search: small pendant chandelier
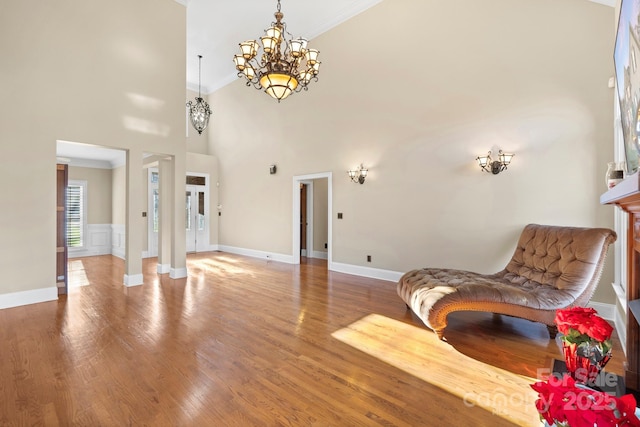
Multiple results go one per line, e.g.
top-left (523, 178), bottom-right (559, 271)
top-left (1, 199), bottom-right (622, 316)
top-left (186, 55), bottom-right (212, 134)
top-left (233, 0), bottom-right (320, 102)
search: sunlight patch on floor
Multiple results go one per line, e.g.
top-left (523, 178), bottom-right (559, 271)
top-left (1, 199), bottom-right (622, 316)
top-left (331, 314), bottom-right (541, 427)
top-left (192, 257), bottom-right (252, 276)
top-left (68, 260), bottom-right (91, 288)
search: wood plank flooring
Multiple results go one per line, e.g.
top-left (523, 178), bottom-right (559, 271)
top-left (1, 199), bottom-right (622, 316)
top-left (0, 253), bottom-right (627, 426)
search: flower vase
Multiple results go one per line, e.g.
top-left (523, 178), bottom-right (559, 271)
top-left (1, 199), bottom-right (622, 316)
top-left (562, 341), bottom-right (611, 384)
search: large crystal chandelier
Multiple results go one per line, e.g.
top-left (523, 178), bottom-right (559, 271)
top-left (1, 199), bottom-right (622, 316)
top-left (233, 0), bottom-right (320, 102)
top-left (186, 55), bottom-right (212, 134)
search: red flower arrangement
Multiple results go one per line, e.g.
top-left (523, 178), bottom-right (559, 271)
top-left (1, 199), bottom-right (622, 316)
top-left (555, 307), bottom-right (613, 383)
top-left (531, 375), bottom-right (640, 427)
top-left (555, 307), bottom-right (614, 345)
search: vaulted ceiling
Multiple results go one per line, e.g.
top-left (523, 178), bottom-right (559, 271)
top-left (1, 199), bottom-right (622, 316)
top-left (183, 0), bottom-right (615, 95)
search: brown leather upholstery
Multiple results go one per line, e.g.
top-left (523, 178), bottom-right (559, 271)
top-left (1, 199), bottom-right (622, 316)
top-left (397, 224), bottom-right (616, 339)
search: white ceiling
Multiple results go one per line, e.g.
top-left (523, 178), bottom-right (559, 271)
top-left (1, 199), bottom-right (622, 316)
top-left (57, 140), bottom-right (126, 169)
top-left (185, 0), bottom-right (383, 94)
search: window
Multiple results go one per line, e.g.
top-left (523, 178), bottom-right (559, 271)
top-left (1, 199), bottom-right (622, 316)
top-left (66, 181), bottom-right (87, 248)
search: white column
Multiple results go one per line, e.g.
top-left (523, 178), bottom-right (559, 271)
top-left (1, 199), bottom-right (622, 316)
top-left (124, 147), bottom-right (144, 287)
top-left (157, 158), bottom-right (173, 274)
top-left (170, 152), bottom-right (187, 279)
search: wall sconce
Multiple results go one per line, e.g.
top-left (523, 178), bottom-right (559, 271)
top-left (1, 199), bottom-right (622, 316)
top-left (475, 150), bottom-right (514, 175)
top-left (348, 164), bottom-right (368, 184)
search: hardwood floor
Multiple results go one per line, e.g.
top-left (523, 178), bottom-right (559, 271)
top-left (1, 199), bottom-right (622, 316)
top-left (0, 253), bottom-right (626, 426)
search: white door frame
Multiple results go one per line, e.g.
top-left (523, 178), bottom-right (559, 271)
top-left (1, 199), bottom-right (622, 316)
top-left (292, 172), bottom-right (332, 268)
top-left (147, 168), bottom-right (159, 258)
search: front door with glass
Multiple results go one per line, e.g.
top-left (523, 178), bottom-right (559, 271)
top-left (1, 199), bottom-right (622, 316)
top-left (185, 184), bottom-right (208, 253)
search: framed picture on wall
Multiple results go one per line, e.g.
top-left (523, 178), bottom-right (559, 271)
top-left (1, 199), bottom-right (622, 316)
top-left (614, 0), bottom-right (640, 174)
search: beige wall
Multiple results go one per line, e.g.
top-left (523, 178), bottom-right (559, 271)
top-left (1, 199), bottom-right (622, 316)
top-left (0, 0), bottom-right (186, 296)
top-left (112, 166), bottom-right (127, 226)
top-left (68, 166), bottom-right (113, 225)
top-left (210, 0), bottom-right (616, 303)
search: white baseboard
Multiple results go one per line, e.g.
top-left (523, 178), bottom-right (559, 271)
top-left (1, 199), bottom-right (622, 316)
top-left (215, 247), bottom-right (399, 281)
top-left (123, 274), bottom-right (143, 287)
top-left (157, 263), bottom-right (171, 274)
top-left (218, 245), bottom-right (294, 264)
top-left (170, 268), bottom-right (188, 279)
top-left (328, 262), bottom-right (403, 282)
top-left (69, 248), bottom-right (112, 258)
top-left (311, 250), bottom-right (328, 260)
top-left (586, 301), bottom-right (615, 321)
top-left (0, 287), bottom-right (58, 309)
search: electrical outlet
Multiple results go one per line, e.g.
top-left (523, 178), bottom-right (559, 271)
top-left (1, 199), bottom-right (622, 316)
top-left (324, 243), bottom-right (327, 249)
top-left (338, 213), bottom-right (343, 219)
top-left (367, 255), bottom-right (371, 262)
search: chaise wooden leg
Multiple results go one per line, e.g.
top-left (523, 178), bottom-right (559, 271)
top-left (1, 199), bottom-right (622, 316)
top-left (547, 324), bottom-right (558, 339)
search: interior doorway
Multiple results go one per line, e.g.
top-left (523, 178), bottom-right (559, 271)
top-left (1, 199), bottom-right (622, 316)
top-left (292, 173), bottom-right (332, 268)
top-left (185, 183), bottom-right (208, 253)
top-left (56, 139), bottom-right (128, 271)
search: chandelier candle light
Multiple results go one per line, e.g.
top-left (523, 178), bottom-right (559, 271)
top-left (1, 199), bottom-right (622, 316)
top-left (233, 0), bottom-right (320, 102)
top-left (186, 55), bottom-right (212, 134)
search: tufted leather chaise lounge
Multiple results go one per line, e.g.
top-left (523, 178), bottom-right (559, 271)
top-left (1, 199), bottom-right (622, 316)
top-left (397, 224), bottom-right (616, 340)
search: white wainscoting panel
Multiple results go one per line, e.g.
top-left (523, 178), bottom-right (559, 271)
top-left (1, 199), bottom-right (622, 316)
top-left (112, 224), bottom-right (126, 260)
top-left (68, 224), bottom-right (112, 258)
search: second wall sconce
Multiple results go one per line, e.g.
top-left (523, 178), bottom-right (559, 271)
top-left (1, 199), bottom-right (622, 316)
top-left (348, 164), bottom-right (368, 184)
top-left (475, 150), bottom-right (514, 175)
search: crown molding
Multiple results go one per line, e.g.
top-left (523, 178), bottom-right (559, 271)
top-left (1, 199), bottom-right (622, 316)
top-left (305, 0), bottom-right (384, 40)
top-left (588, 0), bottom-right (615, 6)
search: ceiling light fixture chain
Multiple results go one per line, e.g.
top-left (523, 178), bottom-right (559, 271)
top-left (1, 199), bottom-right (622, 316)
top-left (233, 0), bottom-right (321, 102)
top-left (186, 54), bottom-right (212, 135)
top-left (197, 54), bottom-right (203, 98)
